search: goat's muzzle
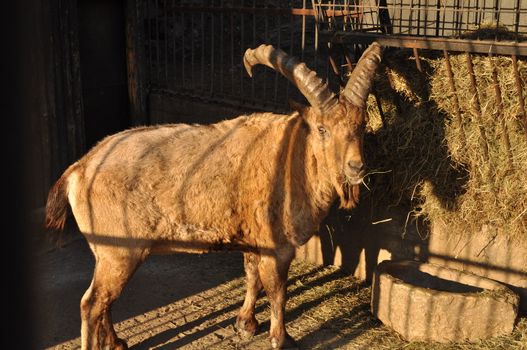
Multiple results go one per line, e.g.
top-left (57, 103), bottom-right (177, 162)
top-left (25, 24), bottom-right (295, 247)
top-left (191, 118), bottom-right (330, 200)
top-left (345, 161), bottom-right (365, 185)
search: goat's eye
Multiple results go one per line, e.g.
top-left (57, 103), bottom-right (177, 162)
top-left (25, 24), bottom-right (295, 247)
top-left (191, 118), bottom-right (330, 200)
top-left (318, 125), bottom-right (328, 136)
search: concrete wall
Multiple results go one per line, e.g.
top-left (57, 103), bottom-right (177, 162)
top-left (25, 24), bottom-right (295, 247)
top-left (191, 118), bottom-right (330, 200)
top-left (426, 222), bottom-right (527, 313)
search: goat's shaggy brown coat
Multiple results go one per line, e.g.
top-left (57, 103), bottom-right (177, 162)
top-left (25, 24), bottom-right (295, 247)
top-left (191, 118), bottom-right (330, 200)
top-left (45, 43), bottom-right (381, 350)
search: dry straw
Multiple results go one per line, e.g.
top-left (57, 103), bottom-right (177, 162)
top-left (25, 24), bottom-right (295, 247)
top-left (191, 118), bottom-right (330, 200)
top-left (363, 30), bottom-right (527, 240)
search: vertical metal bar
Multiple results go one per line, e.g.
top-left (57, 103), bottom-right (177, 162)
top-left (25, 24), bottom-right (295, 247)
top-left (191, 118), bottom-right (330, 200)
top-left (341, 43), bottom-right (354, 74)
top-left (328, 45), bottom-right (342, 84)
top-left (210, 2), bottom-right (214, 95)
top-left (474, 0), bottom-right (480, 27)
top-left (191, 3), bottom-right (194, 90)
top-left (417, 0), bottom-right (421, 36)
top-left (285, 12), bottom-right (294, 101)
top-left (274, 11), bottom-right (281, 103)
top-left (314, 6), bottom-right (319, 78)
top-left (466, 53), bottom-right (490, 163)
top-left (201, 0), bottom-right (205, 91)
top-left (493, 0), bottom-right (500, 25)
top-left (251, 0), bottom-right (256, 101)
top-left (466, 0), bottom-right (472, 33)
top-left (171, 0), bottom-right (176, 90)
top-left (220, 0), bottom-right (224, 94)
top-left (367, 0), bottom-right (375, 32)
top-left (440, 0), bottom-right (446, 36)
top-left (443, 50), bottom-right (465, 145)
top-left (413, 47), bottom-right (422, 72)
top-left (147, 0), bottom-right (153, 82)
top-left (515, 0), bottom-right (521, 40)
top-left (164, 0), bottom-right (169, 85)
top-left (409, 0), bottom-right (415, 35)
top-left (424, 0), bottom-right (429, 36)
top-left (457, 0), bottom-right (464, 36)
top-left (488, 53), bottom-right (513, 168)
top-left (230, 7), bottom-right (234, 96)
top-left (240, 0), bottom-right (245, 99)
top-left (511, 55), bottom-right (527, 137)
top-left (301, 0), bottom-right (306, 61)
top-left (399, 0), bottom-right (403, 34)
top-left (373, 87), bottom-right (386, 127)
top-left (263, 0), bottom-right (269, 103)
top-left (181, 1), bottom-right (185, 89)
top-left (156, 0), bottom-right (161, 84)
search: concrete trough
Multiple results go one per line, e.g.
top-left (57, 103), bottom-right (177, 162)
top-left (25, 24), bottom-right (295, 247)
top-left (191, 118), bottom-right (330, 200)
top-left (371, 260), bottom-right (519, 343)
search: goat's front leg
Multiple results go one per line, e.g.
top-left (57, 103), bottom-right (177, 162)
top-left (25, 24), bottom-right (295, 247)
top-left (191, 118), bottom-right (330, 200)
top-left (258, 247), bottom-right (297, 349)
top-left (236, 252), bottom-right (262, 338)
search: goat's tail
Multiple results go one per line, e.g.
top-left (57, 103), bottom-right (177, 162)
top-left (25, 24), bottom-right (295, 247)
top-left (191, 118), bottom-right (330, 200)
top-left (45, 171), bottom-right (71, 232)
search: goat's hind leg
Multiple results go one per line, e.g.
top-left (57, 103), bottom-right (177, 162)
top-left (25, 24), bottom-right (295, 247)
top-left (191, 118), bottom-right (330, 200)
top-left (81, 248), bottom-right (145, 350)
top-left (236, 252), bottom-right (262, 338)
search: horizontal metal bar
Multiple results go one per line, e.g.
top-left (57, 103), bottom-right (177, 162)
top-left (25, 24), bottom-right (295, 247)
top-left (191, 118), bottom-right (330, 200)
top-left (152, 88), bottom-right (289, 115)
top-left (314, 4), bottom-right (527, 15)
top-left (166, 6), bottom-right (360, 17)
top-left (327, 32), bottom-right (527, 56)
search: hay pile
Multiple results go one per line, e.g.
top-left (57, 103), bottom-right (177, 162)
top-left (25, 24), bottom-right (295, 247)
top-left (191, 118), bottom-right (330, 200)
top-left (363, 45), bottom-right (527, 240)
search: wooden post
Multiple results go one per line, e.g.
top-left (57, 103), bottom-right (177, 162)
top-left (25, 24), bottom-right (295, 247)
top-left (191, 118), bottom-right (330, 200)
top-left (50, 0), bottom-right (85, 166)
top-left (126, 0), bottom-right (148, 126)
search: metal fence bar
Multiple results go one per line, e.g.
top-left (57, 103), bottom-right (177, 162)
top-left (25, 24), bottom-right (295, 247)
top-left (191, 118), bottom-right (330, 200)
top-left (515, 0), bottom-right (521, 39)
top-left (442, 50), bottom-right (465, 147)
top-left (240, 0), bottom-right (245, 99)
top-left (164, 0), bottom-right (169, 84)
top-left (274, 11), bottom-right (282, 103)
top-left (329, 32), bottom-right (527, 56)
top-left (155, 0), bottom-right (161, 83)
top-left (488, 52), bottom-right (513, 168)
top-left (263, 1), bottom-right (269, 103)
top-left (143, 0), bottom-right (527, 118)
top-left (171, 0), bottom-right (176, 89)
top-left (466, 52), bottom-right (490, 164)
top-left (201, 1), bottom-right (205, 90)
top-left (251, 0), bottom-right (256, 101)
top-left (220, 0), bottom-right (224, 94)
top-left (511, 55), bottom-right (527, 137)
top-left (182, 1), bottom-right (186, 88)
top-left (230, 8), bottom-right (234, 95)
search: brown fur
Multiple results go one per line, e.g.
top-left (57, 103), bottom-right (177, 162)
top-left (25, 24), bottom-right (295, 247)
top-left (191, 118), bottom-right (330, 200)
top-left (45, 165), bottom-right (76, 231)
top-left (45, 99), bottom-right (367, 350)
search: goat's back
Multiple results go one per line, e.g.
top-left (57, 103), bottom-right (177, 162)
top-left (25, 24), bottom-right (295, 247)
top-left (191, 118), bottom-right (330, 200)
top-left (63, 113), bottom-right (300, 251)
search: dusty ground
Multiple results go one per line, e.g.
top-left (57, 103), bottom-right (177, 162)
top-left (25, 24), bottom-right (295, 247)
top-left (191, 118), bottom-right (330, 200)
top-left (35, 233), bottom-right (526, 350)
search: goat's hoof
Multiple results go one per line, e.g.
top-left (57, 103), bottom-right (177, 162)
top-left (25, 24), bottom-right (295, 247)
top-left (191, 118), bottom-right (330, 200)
top-left (114, 338), bottom-right (128, 350)
top-left (270, 334), bottom-right (299, 349)
top-left (235, 317), bottom-right (259, 339)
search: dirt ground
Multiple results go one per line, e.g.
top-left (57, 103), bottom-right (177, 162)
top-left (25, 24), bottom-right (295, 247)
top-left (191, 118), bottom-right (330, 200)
top-left (35, 233), bottom-right (526, 350)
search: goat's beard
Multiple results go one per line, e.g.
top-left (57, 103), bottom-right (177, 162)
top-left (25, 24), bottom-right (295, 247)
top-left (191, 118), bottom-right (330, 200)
top-left (338, 181), bottom-right (360, 209)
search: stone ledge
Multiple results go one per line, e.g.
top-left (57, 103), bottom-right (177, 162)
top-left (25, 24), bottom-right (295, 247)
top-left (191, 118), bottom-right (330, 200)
top-left (371, 260), bottom-right (519, 343)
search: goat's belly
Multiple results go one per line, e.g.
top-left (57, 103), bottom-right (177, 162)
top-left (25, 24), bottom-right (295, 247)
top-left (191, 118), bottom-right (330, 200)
top-left (150, 224), bottom-right (246, 255)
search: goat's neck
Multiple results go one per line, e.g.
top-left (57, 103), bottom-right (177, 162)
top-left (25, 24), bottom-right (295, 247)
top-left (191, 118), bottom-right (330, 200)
top-left (290, 119), bottom-right (337, 218)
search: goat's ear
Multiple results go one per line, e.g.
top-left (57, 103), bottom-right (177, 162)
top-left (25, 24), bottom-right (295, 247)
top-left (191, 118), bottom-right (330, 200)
top-left (288, 99), bottom-right (308, 114)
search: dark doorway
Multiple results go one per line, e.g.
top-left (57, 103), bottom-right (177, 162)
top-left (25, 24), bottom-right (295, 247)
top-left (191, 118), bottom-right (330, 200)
top-left (78, 0), bottom-right (130, 149)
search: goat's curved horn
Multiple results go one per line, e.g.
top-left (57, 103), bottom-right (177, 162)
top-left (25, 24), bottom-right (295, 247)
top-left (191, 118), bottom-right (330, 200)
top-left (341, 42), bottom-right (382, 108)
top-left (244, 44), bottom-right (338, 113)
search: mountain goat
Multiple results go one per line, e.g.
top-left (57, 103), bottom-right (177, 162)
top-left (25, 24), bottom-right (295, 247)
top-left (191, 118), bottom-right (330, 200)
top-left (45, 42), bottom-right (382, 349)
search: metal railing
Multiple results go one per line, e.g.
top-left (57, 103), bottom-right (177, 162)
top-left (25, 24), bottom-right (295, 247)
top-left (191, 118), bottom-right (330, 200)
top-left (142, 0), bottom-right (347, 112)
top-left (140, 0), bottom-right (526, 118)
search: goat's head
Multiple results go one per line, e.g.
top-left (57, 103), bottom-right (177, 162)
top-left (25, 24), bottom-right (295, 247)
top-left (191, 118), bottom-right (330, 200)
top-left (244, 42), bottom-right (382, 209)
